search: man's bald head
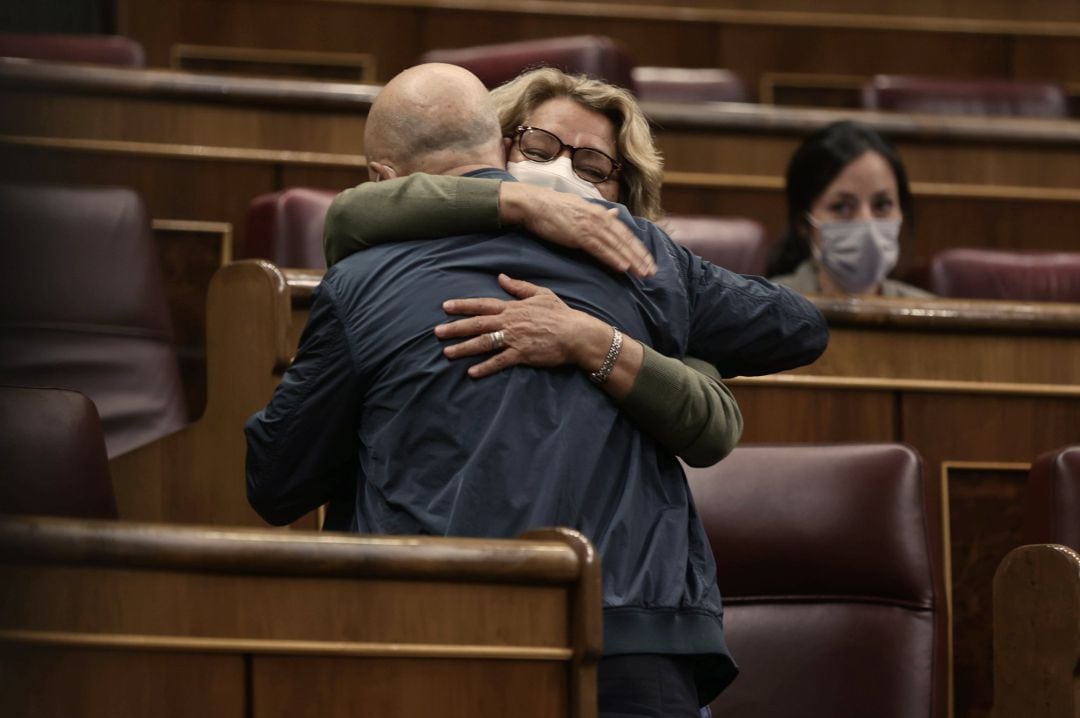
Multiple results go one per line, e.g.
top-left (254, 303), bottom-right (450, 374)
top-left (364, 63), bottom-right (504, 178)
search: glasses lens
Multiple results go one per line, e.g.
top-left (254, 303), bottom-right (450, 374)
top-left (572, 149), bottom-right (614, 183)
top-left (519, 128), bottom-right (559, 162)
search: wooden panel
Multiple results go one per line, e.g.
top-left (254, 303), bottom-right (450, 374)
top-left (943, 465), bottom-right (1029, 718)
top-left (254, 656), bottom-right (567, 718)
top-left (731, 384), bottom-right (897, 443)
top-left (0, 645), bottom-right (244, 718)
top-left (1, 566), bottom-right (568, 647)
top-left (153, 220), bottom-right (232, 421)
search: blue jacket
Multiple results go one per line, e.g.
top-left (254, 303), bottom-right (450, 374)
top-left (246, 168), bottom-right (828, 704)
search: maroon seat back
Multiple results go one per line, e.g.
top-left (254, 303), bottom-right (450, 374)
top-left (929, 248), bottom-right (1080, 302)
top-left (862, 75), bottom-right (1068, 118)
top-left (633, 67), bottom-right (750, 103)
top-left (0, 385), bottom-right (117, 519)
top-left (0, 32), bottom-right (145, 67)
top-left (685, 444), bottom-right (947, 718)
top-left (241, 187), bottom-right (337, 268)
top-left (1025, 446), bottom-right (1080, 552)
top-left (0, 184), bottom-right (187, 458)
top-left (661, 215), bottom-right (770, 275)
top-left (420, 35), bottom-right (635, 91)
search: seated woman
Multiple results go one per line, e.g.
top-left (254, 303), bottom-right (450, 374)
top-left (767, 120), bottom-right (934, 298)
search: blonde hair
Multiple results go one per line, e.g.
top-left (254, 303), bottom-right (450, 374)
top-left (489, 67), bottom-right (664, 221)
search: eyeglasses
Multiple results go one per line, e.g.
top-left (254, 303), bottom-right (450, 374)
top-left (513, 126), bottom-right (621, 184)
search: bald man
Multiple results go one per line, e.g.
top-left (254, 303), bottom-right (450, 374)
top-left (246, 64), bottom-right (825, 717)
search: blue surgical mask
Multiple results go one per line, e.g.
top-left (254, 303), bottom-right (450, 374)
top-left (809, 217), bottom-right (902, 294)
top-left (507, 156), bottom-right (603, 200)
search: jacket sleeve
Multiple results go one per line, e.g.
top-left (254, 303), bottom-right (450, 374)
top-left (617, 346), bottom-right (743, 467)
top-left (665, 229), bottom-right (830, 377)
top-left (323, 174), bottom-right (502, 267)
top-left (244, 279), bottom-right (362, 525)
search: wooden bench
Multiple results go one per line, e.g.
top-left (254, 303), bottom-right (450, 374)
top-left (108, 261), bottom-right (319, 527)
top-left (0, 515), bottom-right (601, 718)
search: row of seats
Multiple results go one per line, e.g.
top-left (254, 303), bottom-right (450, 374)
top-left (243, 186), bottom-right (1080, 302)
top-left (1, 31), bottom-right (1071, 119)
top-left (3, 381), bottom-right (1078, 716)
top-left (422, 34), bottom-right (1073, 118)
top-left (3, 180), bottom-right (1079, 468)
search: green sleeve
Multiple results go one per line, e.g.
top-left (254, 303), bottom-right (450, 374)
top-left (323, 174), bottom-right (503, 267)
top-left (617, 346), bottom-right (744, 467)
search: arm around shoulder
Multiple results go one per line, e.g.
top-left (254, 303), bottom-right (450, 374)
top-left (323, 174), bottom-right (502, 266)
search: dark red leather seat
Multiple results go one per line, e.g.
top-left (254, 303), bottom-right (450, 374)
top-left (929, 248), bottom-right (1080, 302)
top-left (661, 215), bottom-right (770, 275)
top-left (241, 187), bottom-right (337, 268)
top-left (420, 35), bottom-right (635, 91)
top-left (633, 67), bottom-right (750, 103)
top-left (0, 385), bottom-right (117, 519)
top-left (862, 75), bottom-right (1068, 119)
top-left (0, 32), bottom-right (145, 67)
top-left (0, 184), bottom-right (187, 458)
top-left (1025, 446), bottom-right (1080, 552)
top-left (685, 443), bottom-right (948, 718)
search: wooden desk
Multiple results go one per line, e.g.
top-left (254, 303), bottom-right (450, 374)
top-left (728, 296), bottom-right (1080, 718)
top-left (113, 0), bottom-right (1080, 96)
top-left (0, 516), bottom-right (601, 718)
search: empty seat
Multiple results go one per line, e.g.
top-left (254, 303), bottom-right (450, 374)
top-left (685, 444), bottom-right (947, 718)
top-left (0, 32), bottom-right (145, 67)
top-left (660, 215), bottom-right (770, 275)
top-left (1025, 446), bottom-right (1080, 552)
top-left (420, 35), bottom-right (635, 91)
top-left (862, 75), bottom-right (1068, 119)
top-left (929, 248), bottom-right (1080, 302)
top-left (0, 385), bottom-right (117, 519)
top-left (0, 184), bottom-right (187, 458)
top-left (633, 67), bottom-right (750, 104)
top-left (242, 187), bottom-right (336, 268)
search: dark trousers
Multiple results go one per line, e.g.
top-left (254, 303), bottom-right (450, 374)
top-left (597, 654), bottom-right (710, 718)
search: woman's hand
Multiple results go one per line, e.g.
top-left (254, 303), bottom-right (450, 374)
top-left (434, 273), bottom-right (614, 378)
top-left (499, 182), bottom-right (656, 279)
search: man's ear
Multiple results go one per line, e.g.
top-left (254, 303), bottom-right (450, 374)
top-left (367, 161), bottom-right (398, 182)
top-left (502, 137), bottom-right (513, 164)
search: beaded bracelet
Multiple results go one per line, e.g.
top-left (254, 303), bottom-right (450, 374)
top-left (588, 327), bottom-right (623, 385)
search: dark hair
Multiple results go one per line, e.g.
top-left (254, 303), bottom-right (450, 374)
top-left (767, 120), bottom-right (914, 277)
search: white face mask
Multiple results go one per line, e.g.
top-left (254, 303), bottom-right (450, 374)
top-left (809, 217), bottom-right (902, 294)
top-left (507, 156), bottom-right (603, 201)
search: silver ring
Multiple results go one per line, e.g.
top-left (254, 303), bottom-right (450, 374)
top-left (487, 330), bottom-right (505, 352)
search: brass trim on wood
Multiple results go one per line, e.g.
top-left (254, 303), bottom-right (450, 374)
top-left (0, 133), bottom-right (368, 168)
top-left (729, 374), bottom-right (1080, 398)
top-left (0, 629), bottom-right (574, 660)
top-left (663, 171), bottom-right (1080, 204)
